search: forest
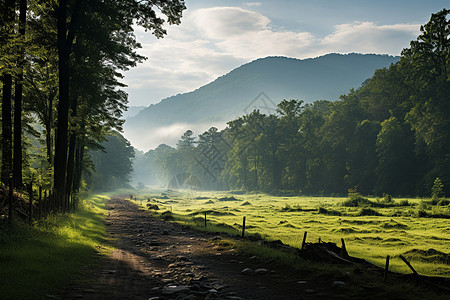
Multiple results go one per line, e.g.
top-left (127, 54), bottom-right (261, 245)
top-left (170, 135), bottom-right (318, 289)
top-left (0, 0), bottom-right (185, 213)
top-left (135, 9), bottom-right (450, 198)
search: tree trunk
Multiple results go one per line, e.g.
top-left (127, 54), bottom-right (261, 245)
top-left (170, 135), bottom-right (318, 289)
top-left (1, 0), bottom-right (16, 185)
top-left (65, 97), bottom-right (78, 209)
top-left (45, 93), bottom-right (54, 164)
top-left (54, 0), bottom-right (70, 211)
top-left (1, 74), bottom-right (13, 185)
top-left (66, 134), bottom-right (76, 207)
top-left (13, 0), bottom-right (27, 188)
top-left (72, 139), bottom-right (84, 193)
top-left (72, 119), bottom-right (85, 196)
top-left (54, 0), bottom-right (82, 211)
top-left (13, 77), bottom-right (23, 188)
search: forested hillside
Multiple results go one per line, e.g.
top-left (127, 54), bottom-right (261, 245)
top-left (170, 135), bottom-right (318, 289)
top-left (125, 53), bottom-right (399, 149)
top-left (134, 9), bottom-right (449, 197)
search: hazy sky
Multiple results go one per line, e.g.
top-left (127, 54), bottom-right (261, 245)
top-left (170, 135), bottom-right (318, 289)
top-left (122, 0), bottom-right (448, 107)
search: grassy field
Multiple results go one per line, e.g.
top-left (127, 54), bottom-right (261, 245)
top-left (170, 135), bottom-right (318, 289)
top-left (0, 194), bottom-right (111, 299)
top-left (131, 189), bottom-right (449, 278)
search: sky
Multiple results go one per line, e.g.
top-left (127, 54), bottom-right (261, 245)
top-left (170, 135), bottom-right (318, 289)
top-left (122, 0), bottom-right (448, 108)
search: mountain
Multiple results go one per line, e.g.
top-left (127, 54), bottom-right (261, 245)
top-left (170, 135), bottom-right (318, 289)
top-left (124, 53), bottom-right (399, 150)
top-left (122, 105), bottom-right (145, 119)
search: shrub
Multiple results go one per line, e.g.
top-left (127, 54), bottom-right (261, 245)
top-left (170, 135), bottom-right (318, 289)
top-left (418, 201), bottom-right (429, 210)
top-left (317, 206), bottom-right (327, 214)
top-left (438, 199), bottom-right (449, 206)
top-left (357, 208), bottom-right (382, 216)
top-left (161, 210), bottom-right (174, 221)
top-left (281, 203), bottom-right (302, 212)
top-left (341, 194), bottom-right (374, 207)
top-left (147, 203), bottom-right (159, 210)
top-left (430, 206), bottom-right (450, 218)
top-left (398, 199), bottom-right (409, 206)
top-left (382, 194), bottom-right (394, 204)
top-left (417, 210), bottom-right (428, 218)
top-left (429, 198), bottom-right (450, 206)
top-left (429, 197), bottom-right (440, 205)
top-left (281, 204), bottom-right (291, 211)
top-left (431, 177), bottom-right (444, 200)
top-left (218, 196), bottom-right (239, 201)
top-left (193, 216), bottom-right (205, 223)
top-left (317, 206), bottom-right (341, 216)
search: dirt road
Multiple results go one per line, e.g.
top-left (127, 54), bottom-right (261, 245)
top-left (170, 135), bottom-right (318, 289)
top-left (58, 196), bottom-right (392, 299)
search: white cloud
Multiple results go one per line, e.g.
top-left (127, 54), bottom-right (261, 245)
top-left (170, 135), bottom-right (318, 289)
top-left (191, 7), bottom-right (271, 38)
top-left (245, 2), bottom-right (262, 7)
top-left (321, 22), bottom-right (420, 54)
top-left (123, 6), bottom-right (420, 108)
top-left (188, 7), bottom-right (317, 58)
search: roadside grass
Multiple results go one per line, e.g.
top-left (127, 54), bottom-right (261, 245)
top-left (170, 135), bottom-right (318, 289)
top-left (0, 194), bottom-right (111, 299)
top-left (130, 188), bottom-right (450, 278)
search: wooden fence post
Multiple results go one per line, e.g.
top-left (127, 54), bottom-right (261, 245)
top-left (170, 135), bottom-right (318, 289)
top-left (399, 255), bottom-right (419, 276)
top-left (242, 216), bottom-right (246, 238)
top-left (384, 255), bottom-right (390, 281)
top-left (44, 190), bottom-right (47, 216)
top-left (28, 182), bottom-right (33, 226)
top-left (341, 238), bottom-right (349, 257)
top-left (52, 191), bottom-right (55, 213)
top-left (204, 212), bottom-right (207, 227)
top-left (301, 231), bottom-right (307, 250)
top-left (8, 178), bottom-right (13, 224)
top-left (38, 186), bottom-right (42, 219)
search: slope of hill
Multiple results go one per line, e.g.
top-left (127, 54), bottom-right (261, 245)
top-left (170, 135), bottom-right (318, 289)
top-left (122, 105), bottom-right (145, 119)
top-left (125, 53), bottom-right (399, 150)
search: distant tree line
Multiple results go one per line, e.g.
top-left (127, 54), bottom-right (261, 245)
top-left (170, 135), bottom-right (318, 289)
top-left (136, 9), bottom-right (449, 197)
top-left (1, 1), bottom-right (186, 212)
top-left (87, 131), bottom-right (135, 192)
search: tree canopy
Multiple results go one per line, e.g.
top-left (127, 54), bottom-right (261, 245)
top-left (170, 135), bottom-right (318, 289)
top-left (0, 0), bottom-right (186, 212)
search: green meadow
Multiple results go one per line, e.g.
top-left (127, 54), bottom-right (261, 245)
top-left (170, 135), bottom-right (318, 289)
top-left (0, 194), bottom-right (111, 299)
top-left (132, 189), bottom-right (450, 278)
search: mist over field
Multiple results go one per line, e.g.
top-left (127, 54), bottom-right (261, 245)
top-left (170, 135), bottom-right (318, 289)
top-left (126, 122), bottom-right (226, 151)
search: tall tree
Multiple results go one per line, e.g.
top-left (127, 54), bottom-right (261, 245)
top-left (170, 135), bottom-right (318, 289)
top-left (376, 117), bottom-right (416, 195)
top-left (319, 95), bottom-right (365, 194)
top-left (53, 0), bottom-right (186, 208)
top-left (54, 0), bottom-right (78, 210)
top-left (87, 132), bottom-right (135, 191)
top-left (12, 0), bottom-right (27, 188)
top-left (25, 0), bottom-right (59, 166)
top-left (402, 9), bottom-right (450, 192)
top-left (1, 0), bottom-right (16, 185)
top-left (276, 99), bottom-right (304, 192)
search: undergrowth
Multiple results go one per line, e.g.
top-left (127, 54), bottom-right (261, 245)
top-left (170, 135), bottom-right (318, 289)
top-left (0, 194), bottom-right (111, 299)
